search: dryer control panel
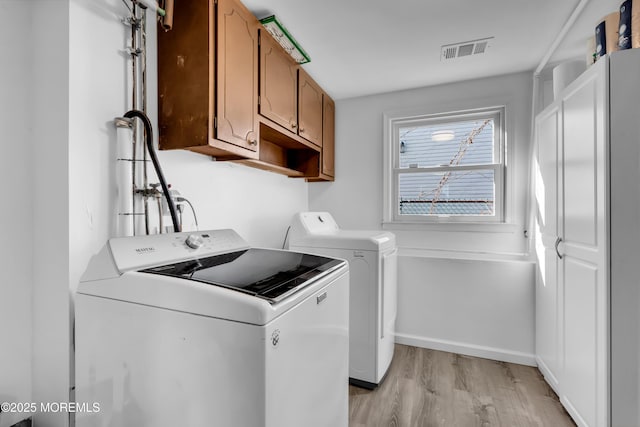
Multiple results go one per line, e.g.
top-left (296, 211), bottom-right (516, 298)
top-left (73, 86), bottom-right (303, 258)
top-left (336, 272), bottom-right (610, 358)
top-left (295, 212), bottom-right (339, 234)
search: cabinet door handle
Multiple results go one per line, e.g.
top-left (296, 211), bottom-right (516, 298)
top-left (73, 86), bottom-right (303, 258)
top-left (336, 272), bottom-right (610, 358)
top-left (248, 139), bottom-right (257, 146)
top-left (555, 237), bottom-right (563, 259)
top-left (299, 128), bottom-right (304, 133)
top-left (290, 122), bottom-right (297, 129)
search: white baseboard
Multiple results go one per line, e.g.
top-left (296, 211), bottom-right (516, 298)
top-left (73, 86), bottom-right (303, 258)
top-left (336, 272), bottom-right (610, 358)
top-left (535, 356), bottom-right (560, 394)
top-left (561, 396), bottom-right (588, 427)
top-left (395, 332), bottom-right (537, 366)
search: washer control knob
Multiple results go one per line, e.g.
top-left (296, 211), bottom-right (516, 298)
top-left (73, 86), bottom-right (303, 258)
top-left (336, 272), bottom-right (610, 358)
top-left (185, 234), bottom-right (204, 249)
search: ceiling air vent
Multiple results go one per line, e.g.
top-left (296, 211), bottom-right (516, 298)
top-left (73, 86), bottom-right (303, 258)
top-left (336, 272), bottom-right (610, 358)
top-left (443, 46), bottom-right (457, 60)
top-left (441, 37), bottom-right (494, 61)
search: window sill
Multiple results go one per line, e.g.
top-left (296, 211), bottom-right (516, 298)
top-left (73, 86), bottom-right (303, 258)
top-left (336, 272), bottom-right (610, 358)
top-left (382, 221), bottom-right (521, 234)
top-left (396, 247), bottom-right (533, 263)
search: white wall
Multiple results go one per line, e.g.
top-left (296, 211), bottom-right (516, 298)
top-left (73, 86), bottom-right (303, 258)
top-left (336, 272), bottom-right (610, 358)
top-left (309, 72), bottom-right (536, 363)
top-left (158, 152), bottom-right (308, 248)
top-left (31, 1), bottom-right (72, 426)
top-left (0, 2), bottom-right (33, 426)
top-left (398, 256), bottom-right (535, 365)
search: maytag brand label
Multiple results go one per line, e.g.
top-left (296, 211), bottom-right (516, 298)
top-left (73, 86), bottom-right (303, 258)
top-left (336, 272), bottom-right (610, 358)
top-left (135, 247), bottom-right (156, 254)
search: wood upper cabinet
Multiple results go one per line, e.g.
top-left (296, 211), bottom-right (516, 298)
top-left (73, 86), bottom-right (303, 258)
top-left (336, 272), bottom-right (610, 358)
top-left (257, 29), bottom-right (335, 179)
top-left (158, 0), bottom-right (259, 158)
top-left (321, 95), bottom-right (335, 178)
top-left (259, 29), bottom-right (298, 132)
top-left (305, 93), bottom-right (335, 182)
top-left (258, 30), bottom-right (324, 148)
top-left (298, 68), bottom-right (323, 147)
top-left (158, 0), bottom-right (335, 179)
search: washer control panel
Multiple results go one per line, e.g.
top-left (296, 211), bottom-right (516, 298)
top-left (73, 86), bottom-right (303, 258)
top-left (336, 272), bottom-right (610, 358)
top-left (109, 229), bottom-right (250, 272)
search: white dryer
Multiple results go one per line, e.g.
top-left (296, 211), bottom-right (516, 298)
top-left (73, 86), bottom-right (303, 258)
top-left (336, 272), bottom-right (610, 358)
top-left (75, 229), bottom-right (349, 427)
top-left (288, 212), bottom-right (397, 389)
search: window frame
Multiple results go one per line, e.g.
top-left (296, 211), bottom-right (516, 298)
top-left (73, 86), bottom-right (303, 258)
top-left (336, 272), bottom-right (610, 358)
top-left (384, 106), bottom-right (506, 225)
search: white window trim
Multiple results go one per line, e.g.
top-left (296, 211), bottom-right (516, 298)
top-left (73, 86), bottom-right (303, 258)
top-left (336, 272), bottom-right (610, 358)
top-left (383, 105), bottom-right (510, 228)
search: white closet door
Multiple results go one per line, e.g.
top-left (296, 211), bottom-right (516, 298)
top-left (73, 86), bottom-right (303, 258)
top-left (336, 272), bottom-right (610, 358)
top-left (559, 58), bottom-right (608, 427)
top-left (535, 104), bottom-right (562, 390)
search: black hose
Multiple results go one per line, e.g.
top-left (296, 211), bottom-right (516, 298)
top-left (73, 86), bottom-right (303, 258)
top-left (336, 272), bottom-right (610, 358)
top-left (124, 109), bottom-right (181, 233)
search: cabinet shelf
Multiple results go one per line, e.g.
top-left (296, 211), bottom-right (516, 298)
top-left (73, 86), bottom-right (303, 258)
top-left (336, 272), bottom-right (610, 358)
top-left (233, 160), bottom-right (306, 177)
top-left (235, 125), bottom-right (320, 177)
top-left (258, 119), bottom-right (320, 152)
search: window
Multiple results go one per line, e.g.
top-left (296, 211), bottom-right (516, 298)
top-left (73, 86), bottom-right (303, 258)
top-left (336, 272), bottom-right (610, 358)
top-left (384, 107), bottom-right (505, 223)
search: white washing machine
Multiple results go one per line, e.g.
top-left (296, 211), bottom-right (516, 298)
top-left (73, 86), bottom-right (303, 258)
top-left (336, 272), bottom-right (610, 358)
top-left (288, 212), bottom-right (397, 389)
top-left (75, 229), bottom-right (349, 427)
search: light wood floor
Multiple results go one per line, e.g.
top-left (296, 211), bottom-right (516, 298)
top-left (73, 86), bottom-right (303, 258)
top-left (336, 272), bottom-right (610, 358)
top-left (349, 345), bottom-right (575, 427)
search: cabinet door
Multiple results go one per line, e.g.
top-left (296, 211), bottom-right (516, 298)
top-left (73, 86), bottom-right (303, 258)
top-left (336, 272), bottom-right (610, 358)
top-left (298, 69), bottom-right (323, 146)
top-left (534, 104), bottom-right (562, 391)
top-left (157, 0), bottom-right (210, 150)
top-left (259, 30), bottom-right (298, 133)
top-left (560, 58), bottom-right (608, 427)
top-left (321, 95), bottom-right (335, 178)
top-left (216, 0), bottom-right (259, 151)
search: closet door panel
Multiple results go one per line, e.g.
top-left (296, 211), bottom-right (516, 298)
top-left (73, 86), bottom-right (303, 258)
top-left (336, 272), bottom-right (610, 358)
top-left (562, 79), bottom-right (598, 249)
top-left (559, 57), bottom-right (608, 427)
top-left (562, 258), bottom-right (598, 427)
top-left (536, 106), bottom-right (560, 238)
top-left (536, 248), bottom-right (561, 385)
top-left (534, 105), bottom-right (562, 387)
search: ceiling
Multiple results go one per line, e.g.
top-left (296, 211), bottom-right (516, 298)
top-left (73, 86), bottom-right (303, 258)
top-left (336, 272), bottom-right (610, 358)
top-left (241, 0), bottom-right (622, 100)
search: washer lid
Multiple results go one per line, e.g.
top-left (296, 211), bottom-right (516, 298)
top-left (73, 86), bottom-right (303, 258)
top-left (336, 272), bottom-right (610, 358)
top-left (290, 230), bottom-right (396, 251)
top-left (140, 248), bottom-right (344, 304)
